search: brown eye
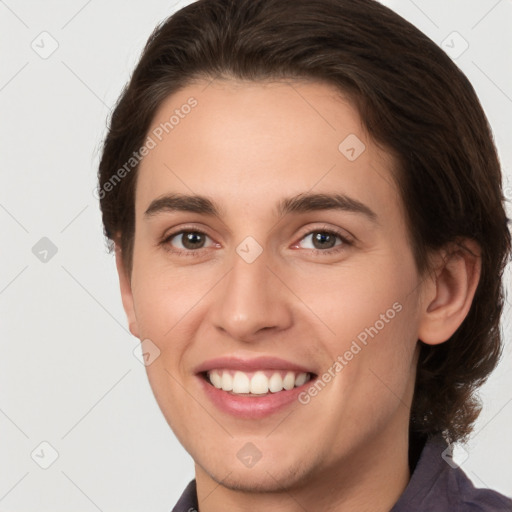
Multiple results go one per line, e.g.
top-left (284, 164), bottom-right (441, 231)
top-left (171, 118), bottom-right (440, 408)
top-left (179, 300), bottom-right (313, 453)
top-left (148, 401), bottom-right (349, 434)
top-left (298, 229), bottom-right (350, 253)
top-left (311, 231), bottom-right (338, 250)
top-left (179, 231), bottom-right (207, 250)
top-left (162, 229), bottom-right (216, 255)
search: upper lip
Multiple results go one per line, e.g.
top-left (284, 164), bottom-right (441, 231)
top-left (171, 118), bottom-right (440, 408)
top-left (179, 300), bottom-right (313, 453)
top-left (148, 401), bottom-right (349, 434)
top-left (194, 356), bottom-right (316, 375)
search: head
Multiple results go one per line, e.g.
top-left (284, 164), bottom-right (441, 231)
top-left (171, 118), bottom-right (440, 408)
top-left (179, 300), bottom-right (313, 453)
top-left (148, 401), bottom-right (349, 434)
top-left (98, 0), bottom-right (511, 494)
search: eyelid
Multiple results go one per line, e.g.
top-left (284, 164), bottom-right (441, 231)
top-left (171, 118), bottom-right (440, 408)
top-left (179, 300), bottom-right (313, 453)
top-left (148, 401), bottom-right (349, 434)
top-left (161, 222), bottom-right (213, 242)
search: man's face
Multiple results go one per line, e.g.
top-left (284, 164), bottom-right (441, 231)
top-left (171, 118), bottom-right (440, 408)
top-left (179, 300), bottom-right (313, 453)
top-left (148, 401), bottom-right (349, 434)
top-left (122, 79), bottom-right (425, 491)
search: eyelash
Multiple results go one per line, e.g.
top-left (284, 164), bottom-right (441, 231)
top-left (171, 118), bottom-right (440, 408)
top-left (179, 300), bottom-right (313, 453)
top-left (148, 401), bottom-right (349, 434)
top-left (159, 225), bottom-right (353, 258)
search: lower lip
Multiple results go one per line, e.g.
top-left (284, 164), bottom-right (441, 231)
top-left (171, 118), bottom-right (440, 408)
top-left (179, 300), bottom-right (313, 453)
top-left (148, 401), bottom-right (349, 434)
top-left (198, 375), bottom-right (315, 419)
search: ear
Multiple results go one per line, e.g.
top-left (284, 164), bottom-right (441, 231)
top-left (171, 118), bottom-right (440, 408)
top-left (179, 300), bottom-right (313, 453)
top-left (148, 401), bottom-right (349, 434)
top-left (114, 242), bottom-right (140, 339)
top-left (418, 239), bottom-right (481, 345)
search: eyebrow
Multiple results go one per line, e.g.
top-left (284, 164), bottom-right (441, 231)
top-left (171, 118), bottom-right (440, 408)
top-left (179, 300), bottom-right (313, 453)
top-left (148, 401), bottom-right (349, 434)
top-left (144, 192), bottom-right (378, 223)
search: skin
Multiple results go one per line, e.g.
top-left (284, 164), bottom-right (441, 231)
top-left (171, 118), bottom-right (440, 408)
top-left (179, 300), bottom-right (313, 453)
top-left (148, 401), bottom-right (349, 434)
top-left (115, 79), bottom-right (481, 511)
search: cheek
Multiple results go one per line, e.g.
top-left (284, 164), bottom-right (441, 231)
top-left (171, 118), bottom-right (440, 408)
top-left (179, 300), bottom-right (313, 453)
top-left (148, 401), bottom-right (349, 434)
top-left (329, 291), bottom-right (419, 427)
top-left (298, 254), bottom-right (420, 396)
top-left (293, 254), bottom-right (418, 344)
top-left (130, 257), bottom-right (211, 342)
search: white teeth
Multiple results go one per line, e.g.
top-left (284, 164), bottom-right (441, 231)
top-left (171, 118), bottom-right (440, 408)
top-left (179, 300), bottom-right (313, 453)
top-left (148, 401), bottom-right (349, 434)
top-left (283, 371), bottom-right (295, 390)
top-left (209, 370), bottom-right (222, 389)
top-left (250, 371), bottom-right (269, 394)
top-left (221, 372), bottom-right (233, 391)
top-left (232, 371), bottom-right (250, 393)
top-left (268, 372), bottom-right (284, 393)
top-left (207, 370), bottom-right (311, 394)
top-left (295, 372), bottom-right (308, 387)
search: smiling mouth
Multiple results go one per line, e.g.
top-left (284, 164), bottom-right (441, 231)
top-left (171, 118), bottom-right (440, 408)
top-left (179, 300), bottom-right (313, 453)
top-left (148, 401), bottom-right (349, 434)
top-left (201, 369), bottom-right (315, 396)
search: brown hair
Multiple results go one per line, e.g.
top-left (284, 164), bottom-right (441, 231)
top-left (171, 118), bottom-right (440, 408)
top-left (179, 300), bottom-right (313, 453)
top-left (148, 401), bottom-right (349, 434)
top-left (97, 0), bottom-right (511, 442)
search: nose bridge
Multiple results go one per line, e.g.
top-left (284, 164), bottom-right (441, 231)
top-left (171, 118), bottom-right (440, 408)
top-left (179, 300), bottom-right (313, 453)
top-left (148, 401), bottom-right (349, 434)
top-left (209, 242), bottom-right (292, 340)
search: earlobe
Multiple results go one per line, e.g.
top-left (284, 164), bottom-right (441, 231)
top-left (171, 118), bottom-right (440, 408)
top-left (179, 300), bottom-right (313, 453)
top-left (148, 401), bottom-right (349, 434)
top-left (114, 243), bottom-right (140, 339)
top-left (418, 239), bottom-right (481, 346)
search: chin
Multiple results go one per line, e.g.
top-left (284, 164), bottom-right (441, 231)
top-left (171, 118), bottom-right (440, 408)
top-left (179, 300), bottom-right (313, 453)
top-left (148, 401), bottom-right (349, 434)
top-left (198, 453), bottom-right (316, 494)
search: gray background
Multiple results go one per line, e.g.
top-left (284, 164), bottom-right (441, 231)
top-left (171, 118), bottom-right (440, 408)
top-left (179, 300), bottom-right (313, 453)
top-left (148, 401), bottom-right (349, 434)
top-left (0, 0), bottom-right (511, 510)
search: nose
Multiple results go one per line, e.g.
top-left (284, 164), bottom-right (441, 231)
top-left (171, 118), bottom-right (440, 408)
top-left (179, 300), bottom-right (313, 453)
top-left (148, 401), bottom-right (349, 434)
top-left (208, 247), bottom-right (293, 343)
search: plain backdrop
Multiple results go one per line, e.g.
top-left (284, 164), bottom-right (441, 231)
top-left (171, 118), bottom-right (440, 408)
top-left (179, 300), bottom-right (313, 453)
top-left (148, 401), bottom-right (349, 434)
top-left (0, 0), bottom-right (511, 510)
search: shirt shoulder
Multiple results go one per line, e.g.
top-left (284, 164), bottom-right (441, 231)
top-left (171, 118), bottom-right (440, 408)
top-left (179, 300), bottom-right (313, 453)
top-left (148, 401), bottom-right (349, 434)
top-left (171, 479), bottom-right (198, 512)
top-left (452, 463), bottom-right (512, 512)
top-left (392, 435), bottom-right (512, 512)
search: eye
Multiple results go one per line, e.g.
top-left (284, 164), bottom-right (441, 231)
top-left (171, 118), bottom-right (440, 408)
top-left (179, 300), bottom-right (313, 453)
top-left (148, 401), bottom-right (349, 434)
top-left (294, 228), bottom-right (352, 255)
top-left (161, 229), bottom-right (217, 256)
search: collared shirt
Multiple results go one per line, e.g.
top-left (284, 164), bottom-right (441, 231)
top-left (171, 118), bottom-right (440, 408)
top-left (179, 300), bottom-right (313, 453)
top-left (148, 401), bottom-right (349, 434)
top-left (172, 435), bottom-right (512, 511)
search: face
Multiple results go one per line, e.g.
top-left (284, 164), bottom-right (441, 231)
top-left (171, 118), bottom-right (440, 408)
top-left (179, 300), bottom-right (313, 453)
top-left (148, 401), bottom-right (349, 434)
top-left (120, 79), bottom-right (426, 493)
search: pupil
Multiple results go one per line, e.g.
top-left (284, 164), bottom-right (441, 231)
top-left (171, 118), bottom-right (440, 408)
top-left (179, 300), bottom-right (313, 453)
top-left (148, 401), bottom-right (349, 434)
top-left (314, 232), bottom-right (335, 249)
top-left (183, 232), bottom-right (204, 249)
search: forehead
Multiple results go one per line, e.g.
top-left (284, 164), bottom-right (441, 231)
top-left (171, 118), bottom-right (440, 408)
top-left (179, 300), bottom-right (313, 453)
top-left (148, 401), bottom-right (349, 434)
top-left (135, 79), bottom-right (401, 223)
